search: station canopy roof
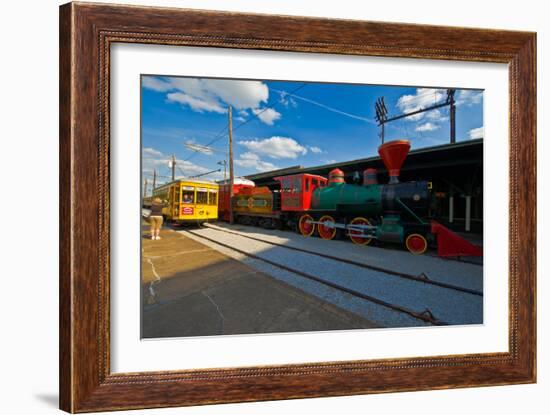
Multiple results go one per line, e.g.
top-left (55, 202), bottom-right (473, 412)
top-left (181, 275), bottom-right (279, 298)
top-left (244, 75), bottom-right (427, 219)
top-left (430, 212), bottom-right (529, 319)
top-left (245, 138), bottom-right (483, 184)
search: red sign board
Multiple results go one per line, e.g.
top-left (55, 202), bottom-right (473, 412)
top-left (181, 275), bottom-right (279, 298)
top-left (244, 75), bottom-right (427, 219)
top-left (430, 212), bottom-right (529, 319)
top-left (181, 207), bottom-right (194, 215)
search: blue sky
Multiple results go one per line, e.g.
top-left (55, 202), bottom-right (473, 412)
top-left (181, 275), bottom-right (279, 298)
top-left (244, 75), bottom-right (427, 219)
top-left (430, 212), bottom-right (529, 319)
top-left (141, 75), bottom-right (483, 186)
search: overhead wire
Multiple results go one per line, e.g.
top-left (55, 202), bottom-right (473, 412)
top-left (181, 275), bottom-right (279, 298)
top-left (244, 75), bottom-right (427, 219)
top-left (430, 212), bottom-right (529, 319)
top-left (183, 82), bottom-right (308, 164)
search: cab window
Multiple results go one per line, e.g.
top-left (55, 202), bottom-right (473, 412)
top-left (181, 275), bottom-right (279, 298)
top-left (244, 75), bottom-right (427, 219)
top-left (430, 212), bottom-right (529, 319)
top-left (282, 178), bottom-right (291, 192)
top-left (293, 177), bottom-right (302, 192)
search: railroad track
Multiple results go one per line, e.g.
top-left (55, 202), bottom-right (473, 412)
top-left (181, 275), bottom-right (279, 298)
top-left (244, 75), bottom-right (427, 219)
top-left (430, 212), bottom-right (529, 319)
top-left (185, 228), bottom-right (448, 326)
top-left (426, 253), bottom-right (483, 266)
top-left (199, 224), bottom-right (483, 297)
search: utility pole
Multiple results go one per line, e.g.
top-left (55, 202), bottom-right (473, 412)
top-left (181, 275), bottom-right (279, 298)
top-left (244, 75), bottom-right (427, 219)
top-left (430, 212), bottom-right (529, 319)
top-left (143, 178), bottom-right (148, 198)
top-left (171, 154), bottom-right (176, 181)
top-left (228, 106), bottom-right (235, 224)
top-left (152, 169), bottom-right (157, 190)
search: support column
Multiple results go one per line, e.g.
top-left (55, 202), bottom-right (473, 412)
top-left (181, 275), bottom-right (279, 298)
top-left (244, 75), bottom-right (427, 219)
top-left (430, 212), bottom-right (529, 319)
top-left (465, 195), bottom-right (471, 232)
top-left (449, 191), bottom-right (454, 224)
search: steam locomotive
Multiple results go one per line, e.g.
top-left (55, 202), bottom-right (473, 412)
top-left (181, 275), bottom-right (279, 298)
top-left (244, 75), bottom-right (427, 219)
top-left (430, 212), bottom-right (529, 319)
top-left (219, 140), bottom-right (482, 257)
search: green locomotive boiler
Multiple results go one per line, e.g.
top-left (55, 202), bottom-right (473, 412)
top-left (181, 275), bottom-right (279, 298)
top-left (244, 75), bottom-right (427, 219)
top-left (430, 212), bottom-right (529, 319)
top-left (300, 140), bottom-right (432, 254)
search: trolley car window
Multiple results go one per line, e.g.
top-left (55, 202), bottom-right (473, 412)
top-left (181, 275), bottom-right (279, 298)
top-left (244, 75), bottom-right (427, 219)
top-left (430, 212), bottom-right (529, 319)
top-left (208, 191), bottom-right (217, 205)
top-left (182, 190), bottom-right (194, 204)
top-left (196, 189), bottom-right (208, 205)
top-left (305, 179), bottom-right (310, 192)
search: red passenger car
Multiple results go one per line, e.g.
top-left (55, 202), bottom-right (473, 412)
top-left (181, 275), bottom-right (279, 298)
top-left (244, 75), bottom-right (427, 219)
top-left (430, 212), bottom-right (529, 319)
top-left (217, 178), bottom-right (255, 221)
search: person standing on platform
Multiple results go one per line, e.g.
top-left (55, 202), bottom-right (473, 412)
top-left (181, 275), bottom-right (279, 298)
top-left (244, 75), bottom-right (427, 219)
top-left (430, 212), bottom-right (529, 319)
top-left (149, 197), bottom-right (164, 240)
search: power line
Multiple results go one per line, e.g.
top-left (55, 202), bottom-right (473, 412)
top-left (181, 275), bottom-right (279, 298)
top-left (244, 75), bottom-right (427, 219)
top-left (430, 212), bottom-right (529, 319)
top-left (183, 82), bottom-right (308, 163)
top-left (176, 164), bottom-right (186, 178)
top-left (271, 87), bottom-right (375, 124)
top-left (143, 172), bottom-right (172, 179)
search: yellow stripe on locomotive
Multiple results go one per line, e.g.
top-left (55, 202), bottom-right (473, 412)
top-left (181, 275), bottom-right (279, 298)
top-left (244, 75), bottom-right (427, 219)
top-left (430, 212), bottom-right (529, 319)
top-left (152, 179), bottom-right (218, 224)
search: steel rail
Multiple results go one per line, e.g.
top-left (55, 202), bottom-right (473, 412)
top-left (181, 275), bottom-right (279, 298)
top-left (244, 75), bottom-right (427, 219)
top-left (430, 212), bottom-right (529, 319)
top-left (185, 229), bottom-right (448, 326)
top-left (426, 253), bottom-right (483, 266)
top-left (201, 224), bottom-right (483, 297)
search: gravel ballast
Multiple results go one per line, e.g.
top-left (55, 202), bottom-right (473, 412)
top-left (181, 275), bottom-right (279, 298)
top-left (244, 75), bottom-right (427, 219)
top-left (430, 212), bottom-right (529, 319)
top-left (182, 224), bottom-right (483, 328)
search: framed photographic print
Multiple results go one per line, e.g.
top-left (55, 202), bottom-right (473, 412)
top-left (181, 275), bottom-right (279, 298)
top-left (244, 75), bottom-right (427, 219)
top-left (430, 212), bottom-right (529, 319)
top-left (59, 2), bottom-right (536, 412)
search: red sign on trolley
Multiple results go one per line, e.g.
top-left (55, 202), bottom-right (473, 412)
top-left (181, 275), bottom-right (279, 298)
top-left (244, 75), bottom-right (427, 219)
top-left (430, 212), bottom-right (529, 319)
top-left (181, 206), bottom-right (194, 215)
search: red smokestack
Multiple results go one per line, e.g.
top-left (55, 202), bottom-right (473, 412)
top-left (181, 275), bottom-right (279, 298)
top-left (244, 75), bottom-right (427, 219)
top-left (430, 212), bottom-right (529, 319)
top-left (378, 140), bottom-right (411, 184)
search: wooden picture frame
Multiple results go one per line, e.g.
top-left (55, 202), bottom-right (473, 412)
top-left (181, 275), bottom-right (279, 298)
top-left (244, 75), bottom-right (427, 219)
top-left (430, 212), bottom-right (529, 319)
top-left (59, 2), bottom-right (536, 412)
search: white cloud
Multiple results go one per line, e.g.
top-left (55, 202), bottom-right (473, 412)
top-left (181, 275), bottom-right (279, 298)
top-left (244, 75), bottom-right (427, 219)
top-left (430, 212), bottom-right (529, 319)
top-left (457, 90), bottom-right (483, 106)
top-left (234, 152), bottom-right (277, 172)
top-left (396, 88), bottom-right (447, 121)
top-left (252, 107), bottom-right (282, 125)
top-left (415, 122), bottom-right (439, 132)
top-left (202, 79), bottom-right (268, 109)
top-left (425, 109), bottom-right (449, 122)
top-left (143, 76), bottom-right (269, 114)
top-left (279, 91), bottom-right (298, 108)
top-left (235, 116), bottom-right (246, 122)
top-left (468, 127), bottom-right (484, 139)
top-left (167, 92), bottom-right (225, 113)
top-left (142, 77), bottom-right (172, 92)
top-left (308, 146), bottom-right (323, 154)
top-left (142, 147), bottom-right (163, 158)
top-left (238, 136), bottom-right (307, 159)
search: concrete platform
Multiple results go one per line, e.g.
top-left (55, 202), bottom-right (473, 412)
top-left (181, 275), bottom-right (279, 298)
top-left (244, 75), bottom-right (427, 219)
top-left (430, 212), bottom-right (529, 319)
top-left (141, 225), bottom-right (378, 338)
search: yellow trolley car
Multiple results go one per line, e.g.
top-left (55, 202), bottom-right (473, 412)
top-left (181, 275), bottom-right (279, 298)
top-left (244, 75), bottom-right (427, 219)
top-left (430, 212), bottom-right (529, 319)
top-left (151, 179), bottom-right (219, 224)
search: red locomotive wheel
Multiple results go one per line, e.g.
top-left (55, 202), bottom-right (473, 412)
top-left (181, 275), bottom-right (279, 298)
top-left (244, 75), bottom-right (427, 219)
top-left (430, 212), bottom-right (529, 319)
top-left (298, 214), bottom-right (316, 237)
top-left (318, 215), bottom-right (337, 240)
top-left (349, 217), bottom-right (372, 245)
top-left (405, 233), bottom-right (428, 255)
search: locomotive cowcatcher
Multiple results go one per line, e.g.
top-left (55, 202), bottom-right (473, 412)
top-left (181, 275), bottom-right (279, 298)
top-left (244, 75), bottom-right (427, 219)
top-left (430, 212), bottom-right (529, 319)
top-left (219, 140), bottom-right (482, 257)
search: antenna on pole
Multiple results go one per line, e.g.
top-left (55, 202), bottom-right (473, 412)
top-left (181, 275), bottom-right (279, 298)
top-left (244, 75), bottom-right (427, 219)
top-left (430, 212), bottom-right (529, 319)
top-left (375, 97), bottom-right (388, 144)
top-left (375, 89), bottom-right (457, 144)
top-left (218, 160), bottom-right (227, 180)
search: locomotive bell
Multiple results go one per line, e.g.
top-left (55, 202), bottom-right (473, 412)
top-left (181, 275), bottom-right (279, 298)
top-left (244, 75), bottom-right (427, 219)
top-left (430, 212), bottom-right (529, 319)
top-left (328, 168), bottom-right (345, 186)
top-left (378, 140), bottom-right (411, 184)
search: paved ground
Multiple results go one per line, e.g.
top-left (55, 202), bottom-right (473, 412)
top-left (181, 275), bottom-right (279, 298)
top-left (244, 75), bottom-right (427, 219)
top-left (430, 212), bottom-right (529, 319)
top-left (141, 224), bottom-right (378, 338)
